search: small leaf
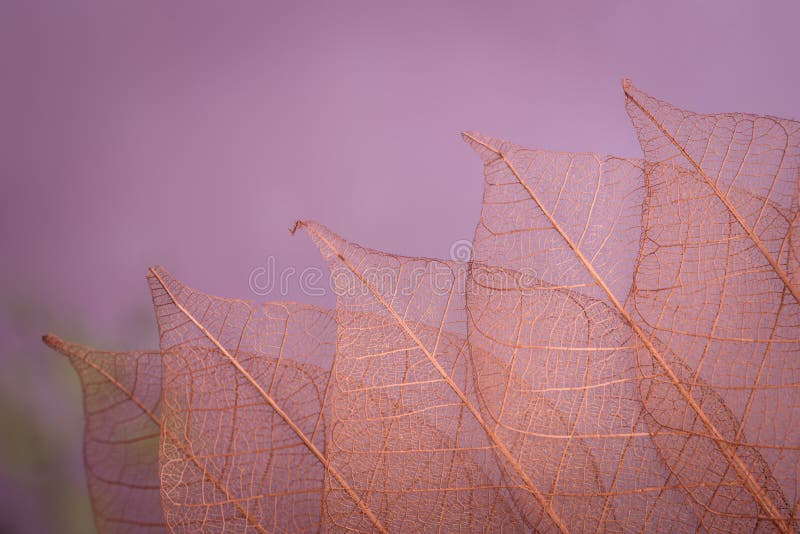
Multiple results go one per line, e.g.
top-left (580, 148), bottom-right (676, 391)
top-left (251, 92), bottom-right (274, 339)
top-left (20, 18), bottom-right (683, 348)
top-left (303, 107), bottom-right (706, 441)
top-left (42, 335), bottom-right (167, 533)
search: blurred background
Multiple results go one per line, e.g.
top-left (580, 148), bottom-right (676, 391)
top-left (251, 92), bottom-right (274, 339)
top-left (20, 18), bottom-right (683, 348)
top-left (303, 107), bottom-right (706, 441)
top-left (1, 1), bottom-right (799, 532)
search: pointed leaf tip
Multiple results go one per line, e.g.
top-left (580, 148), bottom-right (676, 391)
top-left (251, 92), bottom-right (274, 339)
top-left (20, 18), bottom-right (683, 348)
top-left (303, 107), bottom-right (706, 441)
top-left (147, 266), bottom-right (179, 306)
top-left (461, 130), bottom-right (485, 145)
top-left (42, 333), bottom-right (62, 350)
top-left (147, 265), bottom-right (171, 280)
top-left (294, 220), bottom-right (351, 265)
top-left (294, 220), bottom-right (338, 240)
top-left (461, 131), bottom-right (506, 164)
top-left (621, 78), bottom-right (633, 93)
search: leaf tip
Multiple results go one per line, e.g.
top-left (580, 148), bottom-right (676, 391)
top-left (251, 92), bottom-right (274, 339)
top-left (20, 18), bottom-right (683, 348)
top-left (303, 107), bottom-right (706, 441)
top-left (461, 131), bottom-right (505, 164)
top-left (460, 130), bottom-right (482, 145)
top-left (147, 265), bottom-right (169, 280)
top-left (290, 220), bottom-right (305, 235)
top-left (146, 265), bottom-right (176, 298)
top-left (42, 333), bottom-right (62, 350)
top-left (293, 220), bottom-right (348, 262)
top-left (621, 77), bottom-right (633, 92)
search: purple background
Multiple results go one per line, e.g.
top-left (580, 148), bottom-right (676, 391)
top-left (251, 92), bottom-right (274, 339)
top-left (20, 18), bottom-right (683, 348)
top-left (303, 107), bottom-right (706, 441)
top-left (1, 2), bottom-right (799, 531)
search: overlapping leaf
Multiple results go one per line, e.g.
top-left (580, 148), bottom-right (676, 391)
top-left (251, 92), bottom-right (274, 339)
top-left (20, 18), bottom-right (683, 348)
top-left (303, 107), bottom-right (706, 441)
top-left (463, 109), bottom-right (798, 531)
top-left (147, 266), bottom-right (520, 533)
top-left (462, 137), bottom-right (700, 531)
top-left (299, 220), bottom-right (616, 533)
top-left (147, 266), bottom-right (385, 533)
top-left (42, 336), bottom-right (167, 533)
top-left (624, 82), bottom-right (800, 531)
top-left (43, 80), bottom-right (800, 533)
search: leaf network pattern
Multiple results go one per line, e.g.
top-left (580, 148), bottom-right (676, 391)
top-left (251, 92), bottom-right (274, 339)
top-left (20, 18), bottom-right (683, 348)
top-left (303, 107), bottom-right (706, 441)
top-left (44, 81), bottom-right (799, 533)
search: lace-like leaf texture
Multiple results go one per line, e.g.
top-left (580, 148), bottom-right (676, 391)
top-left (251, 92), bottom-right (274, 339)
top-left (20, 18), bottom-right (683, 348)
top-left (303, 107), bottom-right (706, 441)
top-left (42, 335), bottom-right (167, 534)
top-left (43, 80), bottom-right (798, 533)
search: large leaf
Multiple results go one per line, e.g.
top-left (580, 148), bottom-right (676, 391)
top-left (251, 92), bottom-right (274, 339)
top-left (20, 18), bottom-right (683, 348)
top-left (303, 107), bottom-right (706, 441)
top-left (463, 132), bottom-right (794, 532)
top-left (42, 335), bottom-right (167, 533)
top-left (623, 82), bottom-right (800, 530)
top-left (299, 220), bottom-right (611, 533)
top-left (461, 141), bottom-right (699, 532)
top-left (147, 267), bottom-right (386, 533)
top-left (298, 224), bottom-right (530, 531)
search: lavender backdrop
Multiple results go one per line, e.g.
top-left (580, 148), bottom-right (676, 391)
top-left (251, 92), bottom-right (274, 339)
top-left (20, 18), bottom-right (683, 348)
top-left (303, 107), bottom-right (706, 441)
top-left (1, 1), bottom-right (798, 532)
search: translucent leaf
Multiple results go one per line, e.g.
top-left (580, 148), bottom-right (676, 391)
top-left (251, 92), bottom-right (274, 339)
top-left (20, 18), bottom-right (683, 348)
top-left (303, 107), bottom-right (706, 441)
top-left (623, 79), bottom-right (800, 304)
top-left (329, 311), bottom-right (525, 532)
top-left (45, 79), bottom-right (800, 533)
top-left (621, 82), bottom-right (800, 530)
top-left (463, 131), bottom-right (794, 532)
top-left (301, 220), bottom-right (575, 532)
top-left (462, 138), bottom-right (699, 531)
top-left (147, 267), bottom-right (386, 533)
top-left (42, 335), bottom-right (167, 533)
